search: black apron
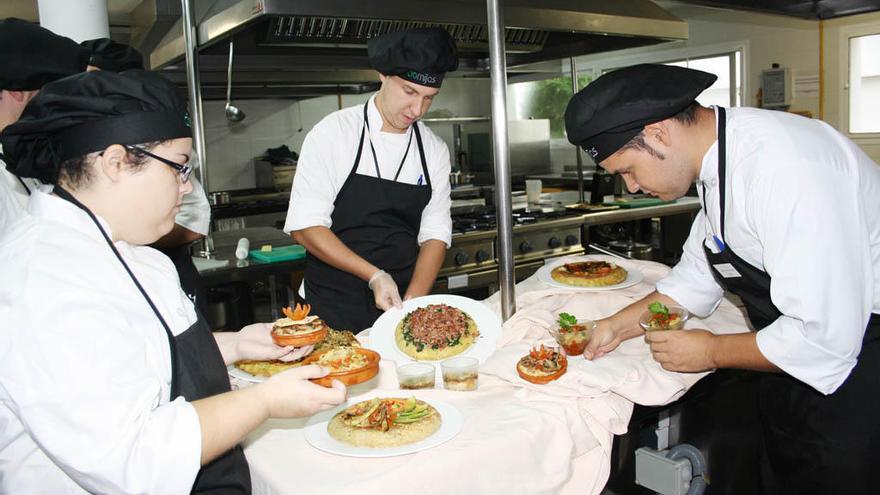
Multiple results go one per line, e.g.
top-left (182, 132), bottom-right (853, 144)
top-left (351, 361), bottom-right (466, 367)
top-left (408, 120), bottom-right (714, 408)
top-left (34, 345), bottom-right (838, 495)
top-left (701, 107), bottom-right (880, 495)
top-left (55, 187), bottom-right (251, 494)
top-left (304, 103), bottom-right (432, 333)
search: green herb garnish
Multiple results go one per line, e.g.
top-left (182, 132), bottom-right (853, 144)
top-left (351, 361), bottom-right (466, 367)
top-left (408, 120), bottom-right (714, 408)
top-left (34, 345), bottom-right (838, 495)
top-left (558, 312), bottom-right (578, 328)
top-left (648, 302), bottom-right (669, 315)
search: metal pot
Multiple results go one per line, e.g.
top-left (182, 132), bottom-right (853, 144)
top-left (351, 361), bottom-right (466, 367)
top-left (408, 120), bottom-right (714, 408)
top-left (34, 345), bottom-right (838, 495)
top-left (210, 191), bottom-right (231, 206)
top-left (608, 240), bottom-right (653, 260)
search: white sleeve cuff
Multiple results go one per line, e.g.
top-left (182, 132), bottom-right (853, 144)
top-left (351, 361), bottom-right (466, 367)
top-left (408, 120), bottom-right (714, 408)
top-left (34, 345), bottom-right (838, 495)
top-left (283, 214), bottom-right (332, 234)
top-left (418, 229), bottom-right (451, 247)
top-left (655, 270), bottom-right (723, 318)
top-left (756, 318), bottom-right (858, 395)
top-left (146, 398), bottom-right (202, 493)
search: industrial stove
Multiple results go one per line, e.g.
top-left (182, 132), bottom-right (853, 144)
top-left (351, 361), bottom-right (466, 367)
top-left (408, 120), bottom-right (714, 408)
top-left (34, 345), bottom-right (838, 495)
top-left (434, 206), bottom-right (585, 295)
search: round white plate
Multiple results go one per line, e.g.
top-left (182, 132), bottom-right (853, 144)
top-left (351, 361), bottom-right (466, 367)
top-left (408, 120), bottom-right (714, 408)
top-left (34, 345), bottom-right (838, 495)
top-left (303, 397), bottom-right (463, 458)
top-left (227, 365), bottom-right (266, 383)
top-left (536, 255), bottom-right (645, 291)
top-left (367, 294), bottom-right (502, 366)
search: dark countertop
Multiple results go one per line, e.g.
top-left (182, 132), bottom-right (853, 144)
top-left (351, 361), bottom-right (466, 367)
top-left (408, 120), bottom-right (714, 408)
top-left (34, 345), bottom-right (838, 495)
top-left (194, 197), bottom-right (701, 285)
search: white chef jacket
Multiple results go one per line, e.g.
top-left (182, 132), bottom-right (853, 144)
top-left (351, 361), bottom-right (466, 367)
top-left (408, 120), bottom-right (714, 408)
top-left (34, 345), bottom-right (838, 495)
top-left (0, 151), bottom-right (40, 235)
top-left (0, 187), bottom-right (202, 494)
top-left (284, 93), bottom-right (453, 246)
top-left (656, 107), bottom-right (880, 395)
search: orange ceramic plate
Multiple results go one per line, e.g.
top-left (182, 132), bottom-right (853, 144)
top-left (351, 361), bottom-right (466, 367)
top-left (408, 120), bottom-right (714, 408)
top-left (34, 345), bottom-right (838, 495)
top-left (271, 325), bottom-right (329, 347)
top-left (304, 348), bottom-right (381, 387)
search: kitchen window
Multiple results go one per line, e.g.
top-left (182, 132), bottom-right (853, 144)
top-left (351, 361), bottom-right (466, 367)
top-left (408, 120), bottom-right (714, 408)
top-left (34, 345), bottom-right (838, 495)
top-left (510, 74), bottom-right (593, 138)
top-left (848, 33), bottom-right (880, 134)
top-left (663, 52), bottom-right (742, 107)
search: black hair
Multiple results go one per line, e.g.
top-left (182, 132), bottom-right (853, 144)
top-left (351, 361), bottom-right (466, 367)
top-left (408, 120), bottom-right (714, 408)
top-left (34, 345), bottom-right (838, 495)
top-left (616, 101), bottom-right (700, 159)
top-left (57, 140), bottom-right (163, 189)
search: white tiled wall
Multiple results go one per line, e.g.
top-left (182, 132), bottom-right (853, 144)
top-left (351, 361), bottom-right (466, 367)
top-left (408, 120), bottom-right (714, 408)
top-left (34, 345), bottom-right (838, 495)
top-left (201, 78), bottom-right (492, 193)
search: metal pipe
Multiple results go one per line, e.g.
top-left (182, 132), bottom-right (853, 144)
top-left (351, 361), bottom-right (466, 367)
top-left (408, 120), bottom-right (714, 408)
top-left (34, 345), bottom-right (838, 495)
top-left (570, 56), bottom-right (585, 204)
top-left (181, 0), bottom-right (213, 256)
top-left (181, 0), bottom-right (208, 193)
top-left (486, 0), bottom-right (515, 320)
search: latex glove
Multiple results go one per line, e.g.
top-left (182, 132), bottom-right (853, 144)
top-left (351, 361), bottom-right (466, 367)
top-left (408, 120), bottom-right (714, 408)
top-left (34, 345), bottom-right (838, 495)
top-left (258, 365), bottom-right (347, 418)
top-left (368, 269), bottom-right (402, 310)
top-left (235, 322), bottom-right (314, 362)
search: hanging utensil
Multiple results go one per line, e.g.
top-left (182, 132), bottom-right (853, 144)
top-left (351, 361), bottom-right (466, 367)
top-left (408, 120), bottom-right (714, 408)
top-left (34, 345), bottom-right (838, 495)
top-left (225, 40), bottom-right (245, 122)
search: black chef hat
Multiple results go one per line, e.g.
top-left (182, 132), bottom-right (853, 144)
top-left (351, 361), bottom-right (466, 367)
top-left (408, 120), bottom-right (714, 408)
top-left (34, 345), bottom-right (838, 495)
top-left (0, 70), bottom-right (191, 183)
top-left (81, 38), bottom-right (146, 72)
top-left (565, 64), bottom-right (717, 163)
top-left (0, 18), bottom-right (90, 91)
top-left (367, 28), bottom-right (458, 88)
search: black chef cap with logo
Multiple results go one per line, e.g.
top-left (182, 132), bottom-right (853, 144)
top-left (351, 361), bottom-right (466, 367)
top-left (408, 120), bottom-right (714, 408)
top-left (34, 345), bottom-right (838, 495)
top-left (564, 64), bottom-right (717, 163)
top-left (367, 28), bottom-right (458, 88)
top-left (0, 70), bottom-right (192, 183)
top-left (81, 37), bottom-right (146, 72)
top-left (0, 17), bottom-right (90, 91)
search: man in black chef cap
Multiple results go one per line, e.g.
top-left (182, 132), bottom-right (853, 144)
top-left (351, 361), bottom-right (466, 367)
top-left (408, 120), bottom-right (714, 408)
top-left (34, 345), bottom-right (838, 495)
top-left (0, 17), bottom-right (90, 234)
top-left (566, 63), bottom-right (880, 494)
top-left (284, 28), bottom-right (457, 332)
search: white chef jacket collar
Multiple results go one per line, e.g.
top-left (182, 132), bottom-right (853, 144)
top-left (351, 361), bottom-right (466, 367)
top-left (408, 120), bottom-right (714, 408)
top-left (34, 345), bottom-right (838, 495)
top-left (28, 185), bottom-right (116, 241)
top-left (696, 106), bottom-right (721, 188)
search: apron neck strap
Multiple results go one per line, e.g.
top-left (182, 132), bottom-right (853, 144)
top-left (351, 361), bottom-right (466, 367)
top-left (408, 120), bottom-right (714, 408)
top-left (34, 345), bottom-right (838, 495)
top-left (717, 106), bottom-right (727, 239)
top-left (53, 185), bottom-right (180, 396)
top-left (700, 106), bottom-right (728, 239)
top-left (361, 101), bottom-right (421, 183)
top-left (412, 122), bottom-right (431, 188)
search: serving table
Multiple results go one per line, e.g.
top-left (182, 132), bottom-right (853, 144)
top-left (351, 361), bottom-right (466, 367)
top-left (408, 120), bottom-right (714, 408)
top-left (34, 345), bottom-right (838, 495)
top-left (239, 257), bottom-right (751, 495)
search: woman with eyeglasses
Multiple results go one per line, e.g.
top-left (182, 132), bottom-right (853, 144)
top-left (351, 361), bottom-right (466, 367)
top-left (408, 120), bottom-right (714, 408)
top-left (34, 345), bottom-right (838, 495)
top-left (0, 70), bottom-right (347, 493)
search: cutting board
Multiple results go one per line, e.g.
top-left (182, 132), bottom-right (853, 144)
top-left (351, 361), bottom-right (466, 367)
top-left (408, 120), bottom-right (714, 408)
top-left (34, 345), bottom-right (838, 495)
top-left (603, 197), bottom-right (673, 208)
top-left (248, 244), bottom-right (307, 263)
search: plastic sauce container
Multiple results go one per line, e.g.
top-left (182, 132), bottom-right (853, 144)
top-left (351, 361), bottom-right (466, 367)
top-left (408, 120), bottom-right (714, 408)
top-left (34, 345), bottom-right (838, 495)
top-left (397, 363), bottom-right (436, 390)
top-left (441, 356), bottom-right (479, 391)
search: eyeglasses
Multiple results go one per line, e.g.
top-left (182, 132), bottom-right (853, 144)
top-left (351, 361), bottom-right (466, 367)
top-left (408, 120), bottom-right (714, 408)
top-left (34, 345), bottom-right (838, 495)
top-left (124, 145), bottom-right (193, 183)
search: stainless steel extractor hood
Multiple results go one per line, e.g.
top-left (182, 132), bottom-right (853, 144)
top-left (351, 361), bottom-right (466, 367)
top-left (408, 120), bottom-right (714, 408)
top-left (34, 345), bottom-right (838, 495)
top-left (140, 0), bottom-right (687, 99)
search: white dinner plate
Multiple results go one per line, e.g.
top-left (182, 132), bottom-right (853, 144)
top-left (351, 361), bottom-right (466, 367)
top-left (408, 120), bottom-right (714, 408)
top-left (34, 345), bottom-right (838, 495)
top-left (303, 396), bottom-right (463, 458)
top-left (536, 255), bottom-right (645, 291)
top-left (367, 294), bottom-right (502, 366)
top-left (227, 365), bottom-right (266, 383)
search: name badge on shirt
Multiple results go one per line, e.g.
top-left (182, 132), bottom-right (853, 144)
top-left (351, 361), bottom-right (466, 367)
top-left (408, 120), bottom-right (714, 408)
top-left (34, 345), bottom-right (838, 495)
top-left (713, 263), bottom-right (742, 278)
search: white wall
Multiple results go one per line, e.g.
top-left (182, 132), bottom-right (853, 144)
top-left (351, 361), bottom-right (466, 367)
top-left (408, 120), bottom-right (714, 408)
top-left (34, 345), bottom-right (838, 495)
top-left (202, 78), bottom-right (491, 192)
top-left (823, 11), bottom-right (880, 162)
top-left (570, 2), bottom-right (820, 114)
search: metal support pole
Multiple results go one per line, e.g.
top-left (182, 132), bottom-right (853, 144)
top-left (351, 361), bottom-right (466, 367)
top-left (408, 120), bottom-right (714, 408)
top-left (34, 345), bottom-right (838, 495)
top-left (570, 56), bottom-right (585, 204)
top-left (181, 0), bottom-right (213, 256)
top-left (487, 0), bottom-right (515, 320)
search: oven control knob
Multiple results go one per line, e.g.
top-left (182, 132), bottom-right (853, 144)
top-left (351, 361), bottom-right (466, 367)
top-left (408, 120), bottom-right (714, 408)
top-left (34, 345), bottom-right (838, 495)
top-left (475, 249), bottom-right (490, 263)
top-left (548, 236), bottom-right (561, 249)
top-left (519, 241), bottom-right (534, 254)
top-left (565, 234), bottom-right (579, 246)
top-left (454, 251), bottom-right (470, 266)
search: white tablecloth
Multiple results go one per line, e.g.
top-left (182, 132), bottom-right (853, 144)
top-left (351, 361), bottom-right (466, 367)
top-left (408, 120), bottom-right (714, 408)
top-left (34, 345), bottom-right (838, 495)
top-left (241, 257), bottom-right (751, 495)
